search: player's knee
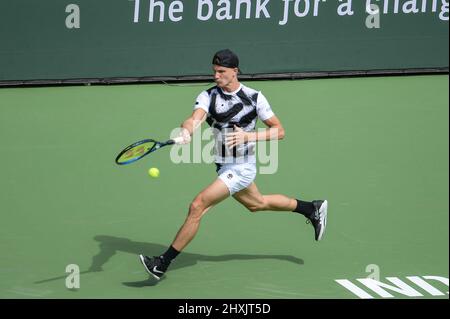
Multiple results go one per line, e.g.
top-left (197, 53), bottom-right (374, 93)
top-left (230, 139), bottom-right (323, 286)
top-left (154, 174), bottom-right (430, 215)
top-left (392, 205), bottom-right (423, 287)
top-left (246, 198), bottom-right (267, 213)
top-left (188, 197), bottom-right (205, 218)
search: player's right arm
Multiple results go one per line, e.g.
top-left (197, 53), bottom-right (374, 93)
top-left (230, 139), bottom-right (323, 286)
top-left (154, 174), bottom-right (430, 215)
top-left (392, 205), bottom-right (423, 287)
top-left (177, 90), bottom-right (210, 144)
top-left (177, 108), bottom-right (207, 144)
top-left (181, 108), bottom-right (207, 136)
top-left (180, 91), bottom-right (210, 144)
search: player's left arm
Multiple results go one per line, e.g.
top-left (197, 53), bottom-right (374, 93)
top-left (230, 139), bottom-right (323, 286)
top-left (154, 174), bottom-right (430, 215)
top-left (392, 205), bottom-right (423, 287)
top-left (225, 115), bottom-right (285, 148)
top-left (255, 115), bottom-right (285, 141)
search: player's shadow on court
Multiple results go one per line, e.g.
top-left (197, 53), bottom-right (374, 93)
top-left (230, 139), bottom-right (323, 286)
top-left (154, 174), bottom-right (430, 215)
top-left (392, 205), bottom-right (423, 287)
top-left (35, 235), bottom-right (303, 287)
top-left (91, 235), bottom-right (303, 287)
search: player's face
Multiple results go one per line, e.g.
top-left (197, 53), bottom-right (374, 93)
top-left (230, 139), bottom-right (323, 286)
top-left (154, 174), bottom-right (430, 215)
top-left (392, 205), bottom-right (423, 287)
top-left (213, 65), bottom-right (238, 88)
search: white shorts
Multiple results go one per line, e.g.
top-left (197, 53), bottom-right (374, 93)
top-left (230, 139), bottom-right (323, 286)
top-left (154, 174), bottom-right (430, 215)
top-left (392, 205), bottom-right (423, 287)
top-left (216, 163), bottom-right (257, 195)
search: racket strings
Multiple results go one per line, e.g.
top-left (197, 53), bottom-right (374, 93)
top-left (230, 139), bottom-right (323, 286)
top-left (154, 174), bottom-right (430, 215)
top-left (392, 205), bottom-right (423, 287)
top-left (117, 141), bottom-right (156, 163)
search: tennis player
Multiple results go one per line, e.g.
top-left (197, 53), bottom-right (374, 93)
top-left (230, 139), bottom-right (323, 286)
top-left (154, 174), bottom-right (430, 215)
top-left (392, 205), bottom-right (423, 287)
top-left (139, 49), bottom-right (328, 280)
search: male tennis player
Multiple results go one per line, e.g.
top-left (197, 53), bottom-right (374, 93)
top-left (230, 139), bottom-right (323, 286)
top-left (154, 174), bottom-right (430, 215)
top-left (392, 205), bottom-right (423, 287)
top-left (139, 49), bottom-right (328, 280)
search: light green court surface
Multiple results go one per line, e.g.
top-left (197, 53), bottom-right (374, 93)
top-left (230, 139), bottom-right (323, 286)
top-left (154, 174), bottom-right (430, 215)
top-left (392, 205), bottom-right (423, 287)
top-left (0, 75), bottom-right (448, 299)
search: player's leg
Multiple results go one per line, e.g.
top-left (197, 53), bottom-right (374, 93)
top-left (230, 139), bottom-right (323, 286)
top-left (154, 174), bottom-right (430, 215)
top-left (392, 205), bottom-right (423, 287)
top-left (139, 178), bottom-right (230, 280)
top-left (233, 182), bottom-right (328, 241)
top-left (232, 182), bottom-right (296, 212)
top-left (171, 178), bottom-right (230, 251)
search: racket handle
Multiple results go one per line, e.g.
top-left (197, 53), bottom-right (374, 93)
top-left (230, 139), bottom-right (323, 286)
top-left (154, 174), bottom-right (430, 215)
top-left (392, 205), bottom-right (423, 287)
top-left (172, 136), bottom-right (185, 144)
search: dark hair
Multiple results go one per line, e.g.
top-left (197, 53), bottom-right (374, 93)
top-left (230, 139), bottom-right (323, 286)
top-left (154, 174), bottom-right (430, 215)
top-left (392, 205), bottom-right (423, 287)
top-left (212, 49), bottom-right (239, 69)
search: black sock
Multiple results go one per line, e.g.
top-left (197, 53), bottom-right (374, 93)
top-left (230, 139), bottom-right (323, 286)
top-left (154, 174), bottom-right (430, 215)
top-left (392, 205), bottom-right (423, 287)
top-left (161, 246), bottom-right (180, 264)
top-left (292, 199), bottom-right (314, 217)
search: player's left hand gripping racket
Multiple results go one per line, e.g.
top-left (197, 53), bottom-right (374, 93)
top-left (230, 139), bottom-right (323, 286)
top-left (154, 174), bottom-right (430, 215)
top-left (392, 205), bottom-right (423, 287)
top-left (115, 136), bottom-right (184, 165)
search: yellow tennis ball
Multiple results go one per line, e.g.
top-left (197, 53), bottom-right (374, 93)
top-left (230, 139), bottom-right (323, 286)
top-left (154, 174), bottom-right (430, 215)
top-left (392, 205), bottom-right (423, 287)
top-left (148, 167), bottom-right (160, 178)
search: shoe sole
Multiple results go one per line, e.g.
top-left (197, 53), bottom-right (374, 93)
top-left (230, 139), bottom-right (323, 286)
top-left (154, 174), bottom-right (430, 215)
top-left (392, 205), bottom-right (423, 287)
top-left (317, 200), bottom-right (328, 241)
top-left (139, 254), bottom-right (161, 280)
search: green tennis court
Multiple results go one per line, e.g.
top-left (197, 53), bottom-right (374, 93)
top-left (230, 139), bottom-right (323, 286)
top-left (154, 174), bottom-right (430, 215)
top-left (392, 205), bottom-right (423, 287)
top-left (0, 75), bottom-right (448, 298)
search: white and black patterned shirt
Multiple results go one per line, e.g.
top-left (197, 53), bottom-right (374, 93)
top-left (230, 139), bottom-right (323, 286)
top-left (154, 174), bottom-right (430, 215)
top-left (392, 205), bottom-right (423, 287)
top-left (194, 84), bottom-right (274, 164)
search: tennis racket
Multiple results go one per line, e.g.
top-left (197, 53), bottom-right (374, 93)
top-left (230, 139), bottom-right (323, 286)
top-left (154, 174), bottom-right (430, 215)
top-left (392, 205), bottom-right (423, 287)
top-left (115, 136), bottom-right (184, 165)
